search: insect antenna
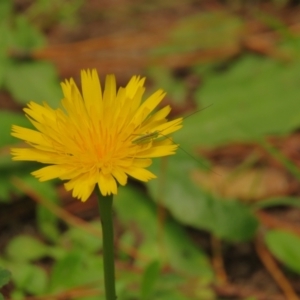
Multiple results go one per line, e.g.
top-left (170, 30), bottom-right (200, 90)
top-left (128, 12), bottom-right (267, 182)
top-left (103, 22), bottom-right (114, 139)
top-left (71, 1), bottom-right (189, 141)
top-left (178, 103), bottom-right (213, 120)
top-left (157, 130), bottom-right (219, 175)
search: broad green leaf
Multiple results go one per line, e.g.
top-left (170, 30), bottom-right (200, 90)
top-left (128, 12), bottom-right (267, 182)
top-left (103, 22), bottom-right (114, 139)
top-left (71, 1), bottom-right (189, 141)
top-left (163, 217), bottom-right (212, 275)
top-left (61, 224), bottom-right (102, 254)
top-left (0, 15), bottom-right (45, 87)
top-left (24, 265), bottom-right (48, 295)
top-left (6, 235), bottom-right (49, 262)
top-left (140, 260), bottom-right (161, 300)
top-left (5, 61), bottom-right (62, 106)
top-left (115, 185), bottom-right (213, 277)
top-left (210, 197), bottom-right (258, 241)
top-left (49, 250), bottom-right (103, 293)
top-left (75, 255), bottom-right (103, 286)
top-left (174, 55), bottom-right (300, 150)
top-left (0, 267), bottom-right (11, 287)
top-left (148, 153), bottom-right (258, 242)
top-left (0, 13), bottom-right (46, 92)
top-left (0, 15), bottom-right (44, 51)
top-left (12, 16), bottom-right (45, 49)
top-left (265, 230), bottom-right (300, 274)
top-left (49, 250), bottom-right (86, 293)
top-left (9, 262), bottom-right (47, 295)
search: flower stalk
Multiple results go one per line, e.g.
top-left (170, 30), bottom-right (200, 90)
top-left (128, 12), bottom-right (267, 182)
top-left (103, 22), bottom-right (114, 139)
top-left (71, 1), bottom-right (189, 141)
top-left (10, 69), bottom-right (184, 300)
top-left (97, 190), bottom-right (116, 300)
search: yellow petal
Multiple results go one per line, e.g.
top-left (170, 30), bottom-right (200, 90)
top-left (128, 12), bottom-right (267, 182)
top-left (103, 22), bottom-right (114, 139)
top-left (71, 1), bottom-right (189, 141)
top-left (125, 167), bottom-right (156, 182)
top-left (112, 167), bottom-right (128, 186)
top-left (98, 173), bottom-right (117, 196)
top-left (32, 165), bottom-right (66, 181)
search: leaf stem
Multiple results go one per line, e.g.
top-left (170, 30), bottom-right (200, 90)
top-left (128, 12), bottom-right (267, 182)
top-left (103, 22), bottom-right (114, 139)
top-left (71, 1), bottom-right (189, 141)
top-left (96, 190), bottom-right (116, 300)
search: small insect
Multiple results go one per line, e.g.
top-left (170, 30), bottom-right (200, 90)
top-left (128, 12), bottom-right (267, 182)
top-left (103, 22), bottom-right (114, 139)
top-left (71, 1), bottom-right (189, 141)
top-left (132, 130), bottom-right (164, 145)
top-left (131, 104), bottom-right (213, 165)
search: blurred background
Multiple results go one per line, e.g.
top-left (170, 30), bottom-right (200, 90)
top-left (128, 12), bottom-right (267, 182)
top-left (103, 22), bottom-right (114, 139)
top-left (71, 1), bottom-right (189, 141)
top-left (1, 0), bottom-right (300, 299)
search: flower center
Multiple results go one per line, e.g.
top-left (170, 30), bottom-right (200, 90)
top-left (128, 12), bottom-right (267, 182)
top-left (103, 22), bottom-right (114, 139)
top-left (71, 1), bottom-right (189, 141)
top-left (97, 159), bottom-right (113, 174)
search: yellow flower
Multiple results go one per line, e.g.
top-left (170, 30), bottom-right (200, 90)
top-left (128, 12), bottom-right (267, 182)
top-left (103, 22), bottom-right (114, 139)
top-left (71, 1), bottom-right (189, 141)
top-left (11, 69), bottom-right (182, 201)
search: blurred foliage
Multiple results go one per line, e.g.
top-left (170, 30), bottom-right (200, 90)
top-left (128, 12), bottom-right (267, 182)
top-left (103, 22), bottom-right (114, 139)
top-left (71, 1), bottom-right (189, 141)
top-left (0, 2), bottom-right (62, 106)
top-left (25, 0), bottom-right (84, 28)
top-left (1, 0), bottom-right (300, 299)
top-left (0, 267), bottom-right (11, 300)
top-left (151, 11), bottom-right (242, 57)
top-left (173, 55), bottom-right (300, 148)
top-left (265, 230), bottom-right (300, 274)
top-left (148, 153), bottom-right (259, 242)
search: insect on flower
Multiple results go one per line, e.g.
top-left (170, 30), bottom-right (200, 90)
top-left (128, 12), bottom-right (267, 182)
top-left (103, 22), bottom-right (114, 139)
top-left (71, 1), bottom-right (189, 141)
top-left (132, 130), bottom-right (166, 145)
top-left (131, 105), bottom-right (212, 164)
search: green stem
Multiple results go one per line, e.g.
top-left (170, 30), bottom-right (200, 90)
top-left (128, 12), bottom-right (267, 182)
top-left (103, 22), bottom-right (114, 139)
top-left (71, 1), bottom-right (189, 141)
top-left (96, 190), bottom-right (116, 300)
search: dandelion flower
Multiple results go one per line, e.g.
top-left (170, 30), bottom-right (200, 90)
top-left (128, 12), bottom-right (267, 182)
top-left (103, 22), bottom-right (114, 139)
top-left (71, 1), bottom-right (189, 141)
top-left (11, 69), bottom-right (182, 201)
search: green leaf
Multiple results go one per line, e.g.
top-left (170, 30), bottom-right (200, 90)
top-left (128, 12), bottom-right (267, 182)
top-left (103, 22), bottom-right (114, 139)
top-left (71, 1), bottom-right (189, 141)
top-left (49, 250), bottom-right (85, 292)
top-left (115, 186), bottom-right (213, 277)
top-left (6, 235), bottom-right (49, 262)
top-left (9, 262), bottom-right (47, 295)
top-left (0, 267), bottom-right (11, 287)
top-left (49, 250), bottom-right (103, 293)
top-left (61, 224), bottom-right (102, 254)
top-left (140, 260), bottom-right (161, 300)
top-left (163, 218), bottom-right (212, 276)
top-left (265, 230), bottom-right (300, 274)
top-left (148, 154), bottom-right (258, 242)
top-left (0, 15), bottom-right (45, 87)
top-left (175, 55), bottom-right (300, 150)
top-left (12, 15), bottom-right (45, 49)
top-left (5, 61), bottom-right (62, 106)
top-left (210, 197), bottom-right (258, 241)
